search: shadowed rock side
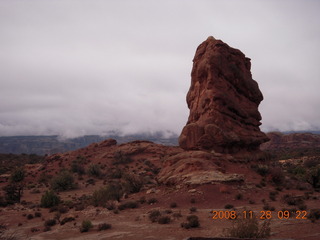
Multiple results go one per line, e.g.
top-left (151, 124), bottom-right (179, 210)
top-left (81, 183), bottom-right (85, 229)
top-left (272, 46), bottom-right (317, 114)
top-left (179, 36), bottom-right (269, 155)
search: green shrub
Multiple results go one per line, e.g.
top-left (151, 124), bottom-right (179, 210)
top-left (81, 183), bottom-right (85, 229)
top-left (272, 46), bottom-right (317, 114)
top-left (40, 191), bottom-right (60, 208)
top-left (223, 217), bottom-right (271, 238)
top-left (87, 164), bottom-right (101, 177)
top-left (80, 220), bottom-right (93, 233)
top-left (50, 170), bottom-right (75, 191)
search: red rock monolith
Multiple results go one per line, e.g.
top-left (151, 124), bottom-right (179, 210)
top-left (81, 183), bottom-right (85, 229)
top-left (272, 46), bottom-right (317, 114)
top-left (179, 36), bottom-right (269, 155)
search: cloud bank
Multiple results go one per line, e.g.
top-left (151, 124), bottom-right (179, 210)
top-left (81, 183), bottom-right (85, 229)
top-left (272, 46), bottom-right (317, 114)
top-left (0, 0), bottom-right (319, 138)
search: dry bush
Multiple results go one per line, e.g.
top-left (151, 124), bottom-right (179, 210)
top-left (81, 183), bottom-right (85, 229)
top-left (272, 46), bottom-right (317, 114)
top-left (223, 217), bottom-right (271, 238)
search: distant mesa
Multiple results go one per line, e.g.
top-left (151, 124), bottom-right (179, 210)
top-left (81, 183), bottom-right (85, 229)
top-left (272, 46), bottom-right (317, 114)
top-left (179, 36), bottom-right (269, 156)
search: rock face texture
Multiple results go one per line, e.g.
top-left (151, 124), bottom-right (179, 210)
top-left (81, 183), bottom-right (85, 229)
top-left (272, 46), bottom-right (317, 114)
top-left (179, 36), bottom-right (269, 154)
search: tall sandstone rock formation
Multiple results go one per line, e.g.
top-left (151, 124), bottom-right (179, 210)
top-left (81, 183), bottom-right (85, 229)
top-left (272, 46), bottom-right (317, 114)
top-left (179, 36), bottom-right (269, 155)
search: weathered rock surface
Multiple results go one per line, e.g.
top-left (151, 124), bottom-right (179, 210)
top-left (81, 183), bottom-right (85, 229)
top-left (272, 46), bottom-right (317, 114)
top-left (157, 151), bottom-right (244, 185)
top-left (179, 36), bottom-right (269, 154)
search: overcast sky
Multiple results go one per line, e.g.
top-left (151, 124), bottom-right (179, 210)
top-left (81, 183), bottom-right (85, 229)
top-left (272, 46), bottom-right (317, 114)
top-left (0, 0), bottom-right (319, 138)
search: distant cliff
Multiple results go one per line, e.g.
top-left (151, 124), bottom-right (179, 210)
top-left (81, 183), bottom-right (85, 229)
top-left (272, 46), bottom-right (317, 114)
top-left (0, 134), bottom-right (178, 155)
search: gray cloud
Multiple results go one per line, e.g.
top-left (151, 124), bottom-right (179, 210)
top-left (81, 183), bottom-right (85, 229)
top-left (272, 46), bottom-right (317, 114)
top-left (0, 0), bottom-right (319, 138)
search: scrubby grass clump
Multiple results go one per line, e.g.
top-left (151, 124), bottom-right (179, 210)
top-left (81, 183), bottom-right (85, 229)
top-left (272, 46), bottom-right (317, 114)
top-left (223, 217), bottom-right (271, 239)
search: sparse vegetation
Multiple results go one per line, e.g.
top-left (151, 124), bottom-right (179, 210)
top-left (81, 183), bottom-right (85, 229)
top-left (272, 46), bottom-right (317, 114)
top-left (147, 198), bottom-right (158, 204)
top-left (149, 210), bottom-right (161, 222)
top-left (118, 201), bottom-right (139, 210)
top-left (40, 190), bottom-right (60, 208)
top-left (50, 170), bottom-right (76, 191)
top-left (181, 215), bottom-right (200, 229)
top-left (87, 164), bottom-right (101, 177)
top-left (98, 223), bottom-right (112, 231)
top-left (112, 151), bottom-right (133, 165)
top-left (44, 219), bottom-right (57, 227)
top-left (92, 184), bottom-right (122, 206)
top-left (80, 220), bottom-right (93, 233)
top-left (170, 202), bottom-right (177, 208)
top-left (224, 216), bottom-right (271, 238)
top-left (158, 216), bottom-right (171, 224)
top-left (224, 204), bottom-right (234, 209)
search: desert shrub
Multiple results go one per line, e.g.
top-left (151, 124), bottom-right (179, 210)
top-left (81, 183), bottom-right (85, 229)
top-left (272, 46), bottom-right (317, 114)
top-left (304, 158), bottom-right (320, 168)
top-left (92, 184), bottom-right (122, 206)
top-left (98, 223), bottom-right (111, 231)
top-left (235, 193), bottom-right (243, 200)
top-left (10, 168), bottom-right (25, 183)
top-left (308, 209), bottom-right (320, 222)
top-left (270, 167), bottom-right (285, 185)
top-left (190, 207), bottom-right (197, 213)
top-left (149, 210), bottom-right (161, 222)
top-left (224, 204), bottom-right (234, 209)
top-left (306, 166), bottom-right (320, 189)
top-left (110, 168), bottom-right (123, 179)
top-left (158, 216), bottom-right (171, 224)
top-left (60, 217), bottom-right (75, 225)
top-left (58, 206), bottom-right (69, 214)
top-left (40, 191), bottom-right (60, 208)
top-left (3, 184), bottom-right (23, 204)
top-left (122, 173), bottom-right (143, 193)
top-left (181, 215), bottom-right (200, 229)
top-left (255, 164), bottom-right (269, 176)
top-left (118, 201), bottom-right (139, 210)
top-left (190, 198), bottom-right (196, 204)
top-left (112, 151), bottom-right (133, 165)
top-left (170, 202), bottom-right (177, 208)
top-left (80, 220), bottom-right (93, 233)
top-left (223, 217), bottom-right (271, 238)
top-left (147, 198), bottom-right (158, 204)
top-left (71, 160), bottom-right (85, 175)
top-left (269, 191), bottom-right (278, 201)
top-left (50, 170), bottom-right (75, 191)
top-left (282, 194), bottom-right (304, 206)
top-left (173, 212), bottom-right (182, 219)
top-left (87, 164), bottom-right (101, 177)
top-left (0, 196), bottom-right (8, 207)
top-left (44, 219), bottom-right (56, 227)
top-left (139, 196), bottom-right (146, 204)
top-left (34, 212), bottom-right (42, 218)
top-left (27, 214), bottom-right (34, 220)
